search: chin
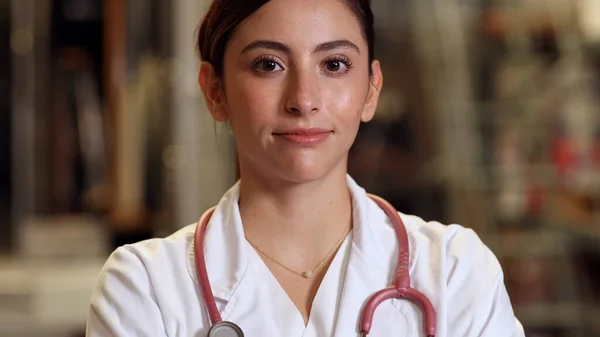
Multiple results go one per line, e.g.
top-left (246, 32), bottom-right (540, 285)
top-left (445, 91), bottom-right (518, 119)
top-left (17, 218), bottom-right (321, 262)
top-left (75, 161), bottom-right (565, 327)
top-left (244, 152), bottom-right (346, 185)
top-left (275, 161), bottom-right (341, 185)
top-left (281, 170), bottom-right (326, 184)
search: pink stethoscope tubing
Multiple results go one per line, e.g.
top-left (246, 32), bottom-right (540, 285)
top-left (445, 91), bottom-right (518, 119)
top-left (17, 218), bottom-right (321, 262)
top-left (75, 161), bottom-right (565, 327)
top-left (193, 194), bottom-right (436, 336)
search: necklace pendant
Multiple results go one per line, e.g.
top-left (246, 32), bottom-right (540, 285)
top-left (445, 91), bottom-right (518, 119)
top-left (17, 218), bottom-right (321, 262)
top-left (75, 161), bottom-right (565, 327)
top-left (302, 271), bottom-right (314, 278)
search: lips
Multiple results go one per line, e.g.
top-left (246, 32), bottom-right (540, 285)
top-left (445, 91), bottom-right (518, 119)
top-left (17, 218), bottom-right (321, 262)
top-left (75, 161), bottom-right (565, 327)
top-left (273, 128), bottom-right (332, 146)
top-left (274, 128), bottom-right (332, 136)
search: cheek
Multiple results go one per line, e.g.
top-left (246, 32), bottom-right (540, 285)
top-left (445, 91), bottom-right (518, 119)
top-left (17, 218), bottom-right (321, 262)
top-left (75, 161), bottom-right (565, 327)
top-left (326, 84), bottom-right (368, 125)
top-left (223, 57), bottom-right (280, 125)
top-left (225, 79), bottom-right (282, 135)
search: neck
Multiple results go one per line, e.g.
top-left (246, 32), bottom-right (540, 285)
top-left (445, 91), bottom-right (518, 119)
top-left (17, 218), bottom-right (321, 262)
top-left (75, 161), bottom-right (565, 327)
top-left (238, 164), bottom-right (353, 261)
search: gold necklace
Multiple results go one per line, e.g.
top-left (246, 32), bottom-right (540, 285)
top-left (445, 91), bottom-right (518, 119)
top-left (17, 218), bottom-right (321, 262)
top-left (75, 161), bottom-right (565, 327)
top-left (247, 221), bottom-right (352, 279)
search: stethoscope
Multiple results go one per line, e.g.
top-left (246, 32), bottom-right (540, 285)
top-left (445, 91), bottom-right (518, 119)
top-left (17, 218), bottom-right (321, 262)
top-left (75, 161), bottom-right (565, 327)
top-left (194, 194), bottom-right (437, 337)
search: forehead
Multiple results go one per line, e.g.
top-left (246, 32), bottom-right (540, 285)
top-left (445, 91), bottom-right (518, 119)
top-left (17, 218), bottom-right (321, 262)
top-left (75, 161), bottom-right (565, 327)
top-left (229, 0), bottom-right (365, 50)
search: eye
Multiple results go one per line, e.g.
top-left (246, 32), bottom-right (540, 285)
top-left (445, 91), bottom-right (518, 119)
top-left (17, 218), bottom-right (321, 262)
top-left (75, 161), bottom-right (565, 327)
top-left (253, 57), bottom-right (283, 73)
top-left (325, 60), bottom-right (344, 72)
top-left (322, 56), bottom-right (353, 74)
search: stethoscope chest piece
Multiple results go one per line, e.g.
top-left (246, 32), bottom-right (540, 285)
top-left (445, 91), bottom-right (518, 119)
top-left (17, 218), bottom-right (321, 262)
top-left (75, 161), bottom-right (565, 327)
top-left (207, 321), bottom-right (244, 337)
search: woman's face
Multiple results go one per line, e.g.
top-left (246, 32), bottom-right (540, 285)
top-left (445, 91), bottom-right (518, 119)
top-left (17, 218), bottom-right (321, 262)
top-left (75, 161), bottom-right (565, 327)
top-left (200, 0), bottom-right (383, 184)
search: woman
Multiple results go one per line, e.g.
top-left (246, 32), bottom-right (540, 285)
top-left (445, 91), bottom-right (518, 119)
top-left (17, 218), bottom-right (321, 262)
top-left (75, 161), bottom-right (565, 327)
top-left (86, 0), bottom-right (525, 336)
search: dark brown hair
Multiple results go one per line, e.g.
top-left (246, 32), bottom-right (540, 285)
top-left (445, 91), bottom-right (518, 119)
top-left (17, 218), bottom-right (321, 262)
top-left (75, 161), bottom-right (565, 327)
top-left (197, 0), bottom-right (375, 78)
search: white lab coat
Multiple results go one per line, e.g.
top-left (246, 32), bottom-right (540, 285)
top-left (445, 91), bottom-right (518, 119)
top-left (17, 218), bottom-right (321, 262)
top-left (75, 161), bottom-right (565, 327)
top-left (86, 176), bottom-right (525, 337)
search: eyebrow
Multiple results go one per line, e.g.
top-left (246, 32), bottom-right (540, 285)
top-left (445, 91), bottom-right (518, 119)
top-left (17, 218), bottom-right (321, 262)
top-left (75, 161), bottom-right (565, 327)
top-left (313, 40), bottom-right (360, 54)
top-left (240, 39), bottom-right (360, 55)
top-left (241, 40), bottom-right (291, 55)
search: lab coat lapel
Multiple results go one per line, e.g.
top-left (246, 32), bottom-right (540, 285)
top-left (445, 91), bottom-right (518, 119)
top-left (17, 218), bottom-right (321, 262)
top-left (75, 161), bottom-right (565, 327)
top-left (332, 179), bottom-right (388, 337)
top-left (186, 176), bottom-right (416, 335)
top-left (186, 182), bottom-right (252, 315)
top-left (332, 177), bottom-right (411, 337)
top-left (186, 182), bottom-right (290, 335)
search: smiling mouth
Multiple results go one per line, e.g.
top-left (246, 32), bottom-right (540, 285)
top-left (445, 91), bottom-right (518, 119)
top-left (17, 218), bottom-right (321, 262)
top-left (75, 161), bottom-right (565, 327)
top-left (272, 128), bottom-right (333, 146)
top-left (273, 131), bottom-right (333, 136)
top-left (273, 128), bottom-right (333, 136)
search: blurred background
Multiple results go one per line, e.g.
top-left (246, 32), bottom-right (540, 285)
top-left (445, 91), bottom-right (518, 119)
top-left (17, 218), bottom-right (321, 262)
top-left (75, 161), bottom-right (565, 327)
top-left (1, 0), bottom-right (600, 336)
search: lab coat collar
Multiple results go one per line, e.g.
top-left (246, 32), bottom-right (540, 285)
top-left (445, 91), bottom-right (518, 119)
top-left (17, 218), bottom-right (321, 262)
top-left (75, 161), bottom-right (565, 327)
top-left (186, 175), bottom-right (415, 308)
top-left (186, 182), bottom-right (251, 302)
top-left (347, 176), bottom-right (390, 275)
top-left (333, 177), bottom-right (416, 336)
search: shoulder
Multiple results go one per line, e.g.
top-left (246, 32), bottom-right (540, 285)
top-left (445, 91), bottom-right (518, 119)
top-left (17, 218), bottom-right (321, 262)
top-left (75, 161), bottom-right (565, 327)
top-left (115, 224), bottom-right (196, 262)
top-left (366, 195), bottom-right (504, 282)
top-left (102, 225), bottom-right (195, 267)
top-left (389, 209), bottom-right (504, 294)
top-left (102, 224), bottom-right (196, 281)
top-left (370, 208), bottom-right (523, 335)
top-left (366, 198), bottom-right (498, 277)
top-left (92, 224), bottom-right (198, 303)
top-left (402, 213), bottom-right (500, 277)
top-left (87, 225), bottom-right (200, 336)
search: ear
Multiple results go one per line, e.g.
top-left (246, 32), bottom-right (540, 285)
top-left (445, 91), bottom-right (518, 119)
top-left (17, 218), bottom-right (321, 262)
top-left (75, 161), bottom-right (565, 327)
top-left (360, 60), bottom-right (383, 123)
top-left (198, 62), bottom-right (228, 122)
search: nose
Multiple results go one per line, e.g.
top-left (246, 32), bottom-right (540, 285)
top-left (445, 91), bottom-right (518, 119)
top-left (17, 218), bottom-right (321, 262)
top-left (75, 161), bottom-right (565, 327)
top-left (284, 70), bottom-right (321, 116)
